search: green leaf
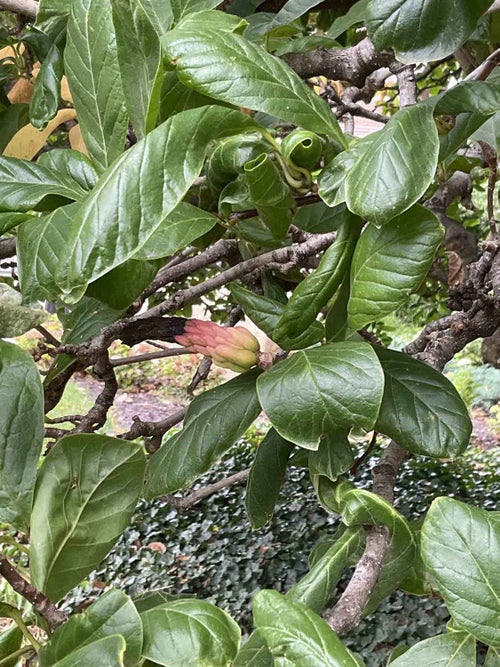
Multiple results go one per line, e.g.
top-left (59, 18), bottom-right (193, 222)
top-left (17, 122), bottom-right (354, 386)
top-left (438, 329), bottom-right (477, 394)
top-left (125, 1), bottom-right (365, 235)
top-left (274, 214), bottom-right (362, 346)
top-left (366, 0), bottom-right (495, 64)
top-left (136, 0), bottom-right (173, 35)
top-left (111, 0), bottom-right (163, 139)
top-left (0, 156), bottom-right (91, 212)
top-left (342, 488), bottom-right (416, 613)
top-left (159, 71), bottom-right (230, 122)
top-left (86, 258), bottom-right (160, 310)
top-left (256, 341), bottom-right (384, 449)
top-left (233, 632), bottom-right (273, 667)
top-left (435, 79), bottom-right (500, 116)
top-left (64, 0), bottom-right (128, 170)
top-left (348, 205), bottom-right (444, 330)
top-left (470, 111), bottom-right (500, 154)
top-left (308, 430), bottom-right (354, 481)
top-left (246, 428), bottom-right (294, 529)
top-left (400, 520), bottom-right (432, 596)
top-left (30, 43), bottom-right (63, 129)
top-left (0, 626), bottom-right (23, 667)
top-left (35, 0), bottom-right (73, 38)
top-left (326, 0), bottom-right (370, 39)
top-left (389, 632), bottom-right (476, 666)
top-left (281, 129), bottom-right (323, 170)
top-left (0, 212), bottom-right (32, 235)
top-left (146, 370), bottom-right (262, 497)
top-left (253, 590), bottom-right (362, 666)
top-left (374, 347), bottom-right (472, 458)
top-left (141, 599), bottom-right (240, 666)
top-left (163, 26), bottom-right (346, 145)
top-left (485, 647), bottom-right (500, 667)
top-left (43, 635), bottom-right (126, 667)
top-left (292, 201), bottom-right (346, 234)
top-left (30, 434), bottom-right (146, 602)
top-left (55, 106), bottom-right (256, 297)
top-left (18, 202), bottom-right (79, 303)
top-left (230, 282), bottom-right (324, 349)
top-left (133, 202), bottom-right (220, 260)
top-left (244, 153), bottom-right (294, 238)
top-left (345, 105), bottom-right (439, 225)
top-left (40, 589), bottom-right (142, 667)
top-left (0, 283), bottom-right (47, 337)
top-left (287, 527), bottom-right (363, 613)
top-left (421, 498), bottom-right (500, 647)
top-left (267, 0), bottom-right (324, 31)
top-left (37, 149), bottom-right (99, 193)
top-left (171, 0), bottom-right (222, 20)
top-left (0, 340), bottom-right (44, 531)
top-left (0, 103), bottom-right (29, 153)
top-left (439, 112), bottom-right (491, 161)
top-left (325, 273), bottom-right (350, 342)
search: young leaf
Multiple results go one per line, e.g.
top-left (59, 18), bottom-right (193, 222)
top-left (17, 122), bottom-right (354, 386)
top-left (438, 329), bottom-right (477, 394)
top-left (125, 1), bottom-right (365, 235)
top-left (308, 430), bottom-right (354, 481)
top-left (287, 527), bottom-right (363, 613)
top-left (0, 156), bottom-right (91, 212)
top-left (389, 632), bottom-right (476, 666)
top-left (162, 24), bottom-right (346, 144)
top-left (141, 599), bottom-right (241, 666)
top-left (64, 0), bottom-right (128, 169)
top-left (56, 106), bottom-right (257, 297)
top-left (374, 347), bottom-right (472, 458)
top-left (348, 205), bottom-right (444, 330)
top-left (29, 43), bottom-right (63, 129)
top-left (146, 370), bottom-right (262, 498)
top-left (40, 589), bottom-right (142, 667)
top-left (111, 0), bottom-right (163, 139)
top-left (366, 0), bottom-right (494, 64)
top-left (0, 341), bottom-right (44, 532)
top-left (256, 342), bottom-right (384, 449)
top-left (345, 104), bottom-right (439, 225)
top-left (274, 214), bottom-right (362, 346)
top-left (246, 428), bottom-right (295, 529)
top-left (421, 498), bottom-right (500, 647)
top-left (253, 590), bottom-right (362, 666)
top-left (30, 434), bottom-right (146, 602)
top-left (230, 282), bottom-right (324, 349)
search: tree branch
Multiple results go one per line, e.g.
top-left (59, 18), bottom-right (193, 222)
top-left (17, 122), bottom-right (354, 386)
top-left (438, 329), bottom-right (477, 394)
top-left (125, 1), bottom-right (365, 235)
top-left (0, 0), bottom-right (37, 17)
top-left (164, 468), bottom-right (250, 512)
top-left (0, 554), bottom-right (67, 631)
top-left (0, 237), bottom-right (16, 260)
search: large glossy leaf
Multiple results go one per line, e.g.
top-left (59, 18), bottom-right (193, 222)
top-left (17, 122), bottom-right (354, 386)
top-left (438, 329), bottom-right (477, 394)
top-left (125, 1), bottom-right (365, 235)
top-left (111, 0), bottom-right (163, 139)
top-left (56, 106), bottom-right (256, 296)
top-left (348, 205), bottom-right (443, 330)
top-left (230, 282), bottom-right (323, 349)
top-left (134, 203), bottom-right (220, 260)
top-left (45, 635), bottom-right (126, 667)
top-left (342, 488), bottom-right (416, 613)
top-left (137, 0), bottom-right (173, 35)
top-left (374, 347), bottom-right (472, 458)
top-left (253, 590), bottom-right (362, 666)
top-left (0, 156), bottom-right (91, 212)
top-left (40, 589), bottom-right (142, 667)
top-left (146, 369), bottom-right (261, 498)
top-left (141, 599), bottom-right (240, 666)
top-left (274, 214), bottom-right (362, 346)
top-left (30, 434), bottom-right (146, 602)
top-left (18, 202), bottom-right (79, 303)
top-left (37, 149), bottom-right (99, 193)
top-left (421, 498), bottom-right (500, 647)
top-left (287, 527), bottom-right (363, 613)
top-left (390, 632), bottom-right (476, 666)
top-left (29, 43), bottom-right (63, 129)
top-left (366, 0), bottom-right (495, 64)
top-left (256, 342), bottom-right (384, 449)
top-left (0, 341), bottom-right (44, 531)
top-left (171, 0), bottom-right (221, 19)
top-left (345, 104), bottom-right (439, 225)
top-left (64, 0), bottom-right (128, 170)
top-left (246, 428), bottom-right (294, 529)
top-left (162, 25), bottom-right (346, 144)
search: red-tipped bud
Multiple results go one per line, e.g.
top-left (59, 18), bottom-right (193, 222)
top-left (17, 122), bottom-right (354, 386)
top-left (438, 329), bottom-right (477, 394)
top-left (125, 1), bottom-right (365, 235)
top-left (175, 319), bottom-right (260, 372)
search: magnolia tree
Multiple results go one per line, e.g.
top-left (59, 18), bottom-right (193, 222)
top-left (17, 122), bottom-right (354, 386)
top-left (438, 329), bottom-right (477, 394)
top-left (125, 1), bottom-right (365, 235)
top-left (0, 0), bottom-right (499, 664)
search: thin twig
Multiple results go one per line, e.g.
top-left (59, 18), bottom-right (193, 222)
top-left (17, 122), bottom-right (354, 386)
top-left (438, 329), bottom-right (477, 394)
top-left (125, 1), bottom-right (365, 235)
top-left (110, 348), bottom-right (191, 367)
top-left (36, 326), bottom-right (60, 348)
top-left (165, 469), bottom-right (251, 511)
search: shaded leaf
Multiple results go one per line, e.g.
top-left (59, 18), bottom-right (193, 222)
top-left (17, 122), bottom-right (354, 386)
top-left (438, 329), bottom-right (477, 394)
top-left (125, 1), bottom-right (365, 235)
top-left (0, 103), bottom-right (29, 153)
top-left (390, 632), bottom-right (476, 666)
top-left (308, 430), bottom-right (354, 482)
top-left (0, 626), bottom-right (23, 667)
top-left (246, 428), bottom-right (294, 529)
top-left (435, 79), bottom-right (500, 116)
top-left (0, 341), bottom-right (44, 531)
top-left (348, 205), bottom-right (444, 330)
top-left (374, 347), bottom-right (472, 458)
top-left (421, 498), bottom-right (500, 647)
top-left (146, 370), bottom-right (262, 497)
top-left (256, 342), bottom-right (384, 449)
top-left (86, 258), bottom-right (160, 310)
top-left (30, 43), bottom-right (63, 129)
top-left (30, 434), bottom-right (146, 601)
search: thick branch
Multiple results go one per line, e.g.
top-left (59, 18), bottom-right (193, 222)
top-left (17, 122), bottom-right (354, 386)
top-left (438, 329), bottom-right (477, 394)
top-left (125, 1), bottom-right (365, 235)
top-left (283, 38), bottom-right (394, 88)
top-left (0, 555), bottom-right (67, 631)
top-left (0, 0), bottom-right (37, 16)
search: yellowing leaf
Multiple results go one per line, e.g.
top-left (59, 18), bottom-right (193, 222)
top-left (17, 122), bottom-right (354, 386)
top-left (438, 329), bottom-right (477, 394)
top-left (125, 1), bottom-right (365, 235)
top-left (7, 78), bottom-right (34, 104)
top-left (4, 108), bottom-right (77, 160)
top-left (68, 124), bottom-right (89, 155)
